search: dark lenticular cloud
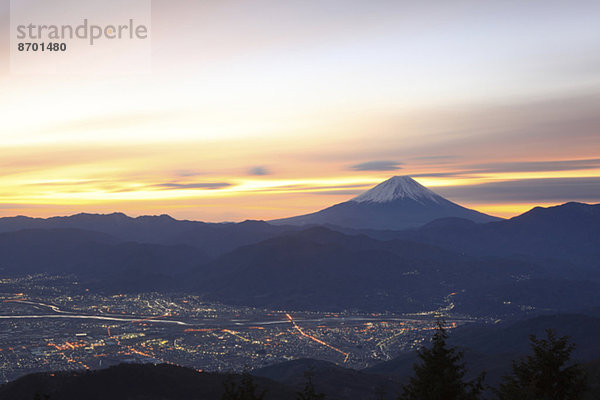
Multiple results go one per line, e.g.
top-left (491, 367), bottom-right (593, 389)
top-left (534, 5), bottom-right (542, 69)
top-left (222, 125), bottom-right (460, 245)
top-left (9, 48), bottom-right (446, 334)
top-left (311, 190), bottom-right (364, 196)
top-left (435, 177), bottom-right (600, 203)
top-left (248, 166), bottom-right (271, 176)
top-left (245, 183), bottom-right (367, 193)
top-left (174, 170), bottom-right (204, 177)
top-left (350, 161), bottom-right (403, 171)
top-left (410, 172), bottom-right (466, 178)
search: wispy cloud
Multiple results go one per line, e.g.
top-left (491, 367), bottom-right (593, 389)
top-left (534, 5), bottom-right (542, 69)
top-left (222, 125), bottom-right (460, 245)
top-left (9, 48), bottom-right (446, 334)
top-left (350, 161), bottom-right (403, 171)
top-left (410, 155), bottom-right (459, 162)
top-left (240, 182), bottom-right (368, 194)
top-left (406, 159), bottom-right (600, 180)
top-left (467, 158), bottom-right (600, 174)
top-left (436, 177), bottom-right (600, 203)
top-left (152, 182), bottom-right (232, 190)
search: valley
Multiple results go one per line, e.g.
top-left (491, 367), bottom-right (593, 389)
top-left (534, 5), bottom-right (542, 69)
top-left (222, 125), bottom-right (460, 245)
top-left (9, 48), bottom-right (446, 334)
top-left (0, 274), bottom-right (474, 383)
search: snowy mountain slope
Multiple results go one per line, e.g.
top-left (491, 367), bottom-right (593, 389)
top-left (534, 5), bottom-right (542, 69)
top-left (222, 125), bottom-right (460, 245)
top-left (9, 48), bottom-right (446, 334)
top-left (271, 176), bottom-right (501, 230)
top-left (352, 175), bottom-right (443, 204)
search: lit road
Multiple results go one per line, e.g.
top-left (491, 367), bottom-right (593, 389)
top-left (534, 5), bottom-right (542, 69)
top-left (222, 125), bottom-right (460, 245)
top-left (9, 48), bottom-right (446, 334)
top-left (286, 313), bottom-right (350, 362)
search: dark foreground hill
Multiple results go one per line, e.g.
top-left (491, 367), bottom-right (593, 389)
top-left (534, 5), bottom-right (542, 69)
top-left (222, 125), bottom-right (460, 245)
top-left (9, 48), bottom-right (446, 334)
top-left (192, 225), bottom-right (600, 315)
top-left (254, 358), bottom-right (400, 399)
top-left (192, 226), bottom-right (544, 313)
top-left (2, 352), bottom-right (598, 400)
top-left (0, 363), bottom-right (296, 400)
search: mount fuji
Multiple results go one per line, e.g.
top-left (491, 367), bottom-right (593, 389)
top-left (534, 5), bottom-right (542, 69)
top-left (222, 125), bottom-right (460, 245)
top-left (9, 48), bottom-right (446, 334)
top-left (271, 176), bottom-right (501, 230)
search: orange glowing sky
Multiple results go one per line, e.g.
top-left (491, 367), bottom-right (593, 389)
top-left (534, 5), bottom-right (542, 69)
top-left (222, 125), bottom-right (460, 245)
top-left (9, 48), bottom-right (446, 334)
top-left (1, 0), bottom-right (599, 221)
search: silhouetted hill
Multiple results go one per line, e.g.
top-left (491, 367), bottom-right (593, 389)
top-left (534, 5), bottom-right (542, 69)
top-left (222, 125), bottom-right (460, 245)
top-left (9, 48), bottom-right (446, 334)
top-left (393, 202), bottom-right (600, 272)
top-left (584, 357), bottom-right (600, 400)
top-left (0, 363), bottom-right (296, 400)
top-left (0, 229), bottom-right (208, 291)
top-left (254, 358), bottom-right (400, 400)
top-left (169, 219), bottom-right (298, 257)
top-left (451, 277), bottom-right (600, 315)
top-left (193, 227), bottom-right (545, 313)
top-left (0, 213), bottom-right (188, 243)
top-left (448, 313), bottom-right (600, 360)
top-left (2, 354), bottom-right (598, 400)
top-left (0, 213), bottom-right (297, 257)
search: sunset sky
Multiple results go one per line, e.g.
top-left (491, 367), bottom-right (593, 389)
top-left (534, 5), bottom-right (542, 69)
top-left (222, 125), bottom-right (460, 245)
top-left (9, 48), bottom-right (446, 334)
top-left (1, 0), bottom-right (599, 221)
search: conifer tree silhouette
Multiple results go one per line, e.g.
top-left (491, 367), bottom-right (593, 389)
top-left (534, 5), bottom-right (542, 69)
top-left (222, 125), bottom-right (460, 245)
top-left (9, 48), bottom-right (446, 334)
top-left (496, 329), bottom-right (587, 400)
top-left (296, 370), bottom-right (326, 400)
top-left (398, 320), bottom-right (484, 400)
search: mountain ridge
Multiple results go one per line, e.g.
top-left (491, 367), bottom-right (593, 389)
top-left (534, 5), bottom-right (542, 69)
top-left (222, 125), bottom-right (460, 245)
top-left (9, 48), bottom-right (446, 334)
top-left (0, 213), bottom-right (298, 258)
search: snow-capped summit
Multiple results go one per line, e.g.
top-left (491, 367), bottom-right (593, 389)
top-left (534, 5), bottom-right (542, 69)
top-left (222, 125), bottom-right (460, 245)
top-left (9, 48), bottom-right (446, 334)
top-left (351, 176), bottom-right (442, 204)
top-left (271, 176), bottom-right (501, 230)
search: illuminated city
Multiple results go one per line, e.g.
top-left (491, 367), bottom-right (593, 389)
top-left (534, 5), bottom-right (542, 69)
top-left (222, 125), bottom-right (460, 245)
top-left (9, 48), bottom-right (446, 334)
top-left (0, 274), bottom-right (468, 383)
